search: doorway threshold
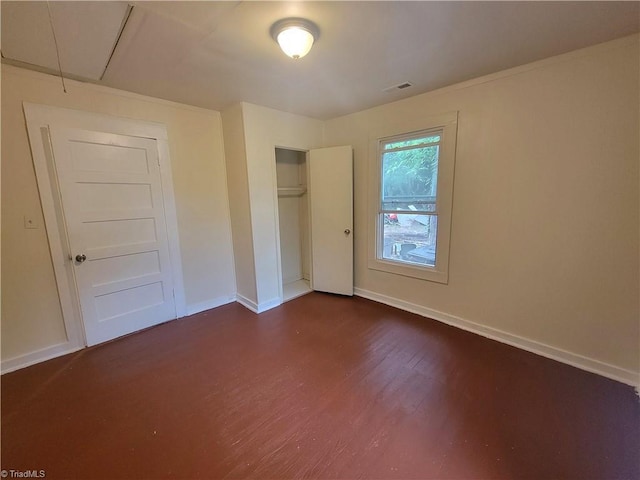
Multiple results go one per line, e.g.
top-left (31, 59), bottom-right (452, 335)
top-left (283, 279), bottom-right (312, 303)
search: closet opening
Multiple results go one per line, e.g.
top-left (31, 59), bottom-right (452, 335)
top-left (275, 147), bottom-right (313, 302)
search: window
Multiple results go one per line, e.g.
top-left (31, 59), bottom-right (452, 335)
top-left (368, 112), bottom-right (458, 283)
top-left (380, 131), bottom-right (441, 268)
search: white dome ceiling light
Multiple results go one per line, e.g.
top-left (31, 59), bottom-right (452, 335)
top-left (270, 18), bottom-right (319, 60)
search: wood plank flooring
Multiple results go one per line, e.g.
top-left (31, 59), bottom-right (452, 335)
top-left (2, 293), bottom-right (638, 479)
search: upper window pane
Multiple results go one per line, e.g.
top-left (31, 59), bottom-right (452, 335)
top-left (382, 145), bottom-right (439, 205)
top-left (383, 135), bottom-right (441, 150)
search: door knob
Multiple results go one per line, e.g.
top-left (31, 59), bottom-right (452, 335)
top-left (344, 229), bottom-right (351, 235)
top-left (75, 254), bottom-right (87, 263)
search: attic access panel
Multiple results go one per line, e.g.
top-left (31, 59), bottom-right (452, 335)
top-left (1, 1), bottom-right (130, 80)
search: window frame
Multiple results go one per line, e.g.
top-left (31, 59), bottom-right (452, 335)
top-left (368, 111), bottom-right (458, 284)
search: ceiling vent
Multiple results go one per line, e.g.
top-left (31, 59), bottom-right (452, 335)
top-left (383, 81), bottom-right (413, 93)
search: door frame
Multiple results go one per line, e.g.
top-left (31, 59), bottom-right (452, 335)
top-left (23, 102), bottom-right (186, 351)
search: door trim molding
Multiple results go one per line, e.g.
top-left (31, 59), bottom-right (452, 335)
top-left (23, 102), bottom-right (187, 355)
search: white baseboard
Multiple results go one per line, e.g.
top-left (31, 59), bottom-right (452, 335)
top-left (8, 289), bottom-right (635, 388)
top-left (354, 287), bottom-right (639, 388)
top-left (185, 295), bottom-right (236, 316)
top-left (1, 341), bottom-right (83, 375)
top-left (257, 297), bottom-right (282, 313)
top-left (236, 294), bottom-right (282, 314)
top-left (2, 295), bottom-right (236, 374)
top-left (236, 294), bottom-right (259, 313)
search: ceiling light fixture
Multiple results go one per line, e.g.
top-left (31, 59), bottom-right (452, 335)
top-left (270, 18), bottom-right (319, 59)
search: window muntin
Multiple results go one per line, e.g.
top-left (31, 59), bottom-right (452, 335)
top-left (378, 130), bottom-right (443, 269)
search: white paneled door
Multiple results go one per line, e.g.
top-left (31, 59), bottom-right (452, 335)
top-left (49, 127), bottom-right (177, 346)
top-left (309, 145), bottom-right (354, 296)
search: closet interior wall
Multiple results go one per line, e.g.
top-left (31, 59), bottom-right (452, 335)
top-left (275, 148), bottom-right (311, 299)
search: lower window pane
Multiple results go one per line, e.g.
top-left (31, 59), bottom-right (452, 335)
top-left (382, 214), bottom-right (437, 267)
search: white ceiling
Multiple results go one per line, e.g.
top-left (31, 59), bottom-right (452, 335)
top-left (2, 1), bottom-right (639, 119)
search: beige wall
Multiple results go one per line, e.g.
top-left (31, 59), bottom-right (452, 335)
top-left (325, 36), bottom-right (640, 375)
top-left (1, 65), bottom-right (236, 361)
top-left (221, 103), bottom-right (257, 304)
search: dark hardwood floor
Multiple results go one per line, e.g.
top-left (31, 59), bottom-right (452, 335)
top-left (2, 293), bottom-right (638, 479)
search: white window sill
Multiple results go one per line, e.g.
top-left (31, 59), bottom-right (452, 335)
top-left (368, 257), bottom-right (449, 284)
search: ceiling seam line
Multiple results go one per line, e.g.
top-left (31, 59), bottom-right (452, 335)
top-left (46, 0), bottom-right (67, 93)
top-left (99, 3), bottom-right (134, 81)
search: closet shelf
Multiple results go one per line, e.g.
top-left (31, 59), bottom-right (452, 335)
top-left (277, 186), bottom-right (307, 197)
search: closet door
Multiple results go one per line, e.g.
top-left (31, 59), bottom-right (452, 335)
top-left (309, 146), bottom-right (353, 295)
